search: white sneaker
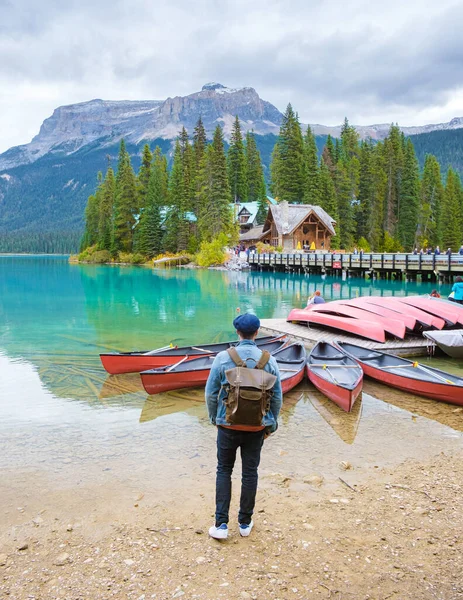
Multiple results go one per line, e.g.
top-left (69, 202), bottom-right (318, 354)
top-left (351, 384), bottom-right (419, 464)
top-left (209, 523), bottom-right (228, 539)
top-left (239, 520), bottom-right (254, 537)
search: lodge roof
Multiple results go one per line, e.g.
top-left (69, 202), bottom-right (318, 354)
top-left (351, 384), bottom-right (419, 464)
top-left (266, 203), bottom-right (336, 236)
top-left (236, 202), bottom-right (259, 224)
top-left (239, 225), bottom-right (266, 242)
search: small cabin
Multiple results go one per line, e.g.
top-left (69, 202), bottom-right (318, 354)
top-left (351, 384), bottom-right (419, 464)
top-left (258, 201), bottom-right (336, 250)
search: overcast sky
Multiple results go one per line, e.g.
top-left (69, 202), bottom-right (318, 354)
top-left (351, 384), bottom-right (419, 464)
top-left (1, 0), bottom-right (463, 153)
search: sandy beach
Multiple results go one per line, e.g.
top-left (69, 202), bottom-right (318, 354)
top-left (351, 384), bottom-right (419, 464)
top-left (1, 447), bottom-right (462, 600)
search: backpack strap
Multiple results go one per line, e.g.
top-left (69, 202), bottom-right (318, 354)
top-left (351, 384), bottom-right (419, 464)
top-left (227, 347), bottom-right (246, 368)
top-left (255, 350), bottom-right (270, 370)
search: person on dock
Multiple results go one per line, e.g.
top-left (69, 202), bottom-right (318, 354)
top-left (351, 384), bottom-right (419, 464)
top-left (205, 314), bottom-right (282, 540)
top-left (434, 246), bottom-right (441, 255)
top-left (459, 245), bottom-right (463, 256)
top-left (306, 290), bottom-right (326, 306)
top-left (446, 247), bottom-right (452, 256)
top-left (449, 276), bottom-right (463, 304)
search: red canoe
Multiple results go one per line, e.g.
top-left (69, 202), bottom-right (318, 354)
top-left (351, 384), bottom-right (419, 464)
top-left (361, 297), bottom-right (445, 329)
top-left (309, 303), bottom-right (406, 339)
top-left (100, 335), bottom-right (284, 374)
top-left (271, 343), bottom-right (307, 394)
top-left (288, 308), bottom-right (386, 343)
top-left (337, 341), bottom-right (463, 406)
top-left (398, 297), bottom-right (462, 326)
top-left (140, 339), bottom-right (289, 395)
top-left (307, 342), bottom-right (363, 412)
top-left (338, 298), bottom-right (417, 331)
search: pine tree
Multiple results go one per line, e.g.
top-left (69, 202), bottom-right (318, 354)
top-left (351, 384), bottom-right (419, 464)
top-left (321, 135), bottom-right (336, 176)
top-left (382, 125), bottom-right (403, 236)
top-left (419, 155), bottom-right (444, 248)
top-left (228, 116), bottom-right (248, 204)
top-left (81, 193), bottom-right (100, 250)
top-left (356, 140), bottom-right (373, 240)
top-left (245, 131), bottom-right (267, 222)
top-left (397, 139), bottom-right (420, 250)
top-left (272, 104), bottom-right (305, 202)
top-left (112, 139), bottom-right (138, 254)
top-left (335, 160), bottom-right (355, 249)
top-left (303, 126), bottom-right (320, 205)
top-left (441, 168), bottom-right (463, 250)
top-left (98, 167), bottom-right (115, 251)
top-left (193, 117), bottom-right (207, 172)
top-left (137, 144), bottom-right (152, 210)
top-left (369, 146), bottom-right (387, 251)
top-left (197, 126), bottom-right (233, 241)
top-left (164, 140), bottom-right (189, 252)
top-left (318, 158), bottom-right (339, 248)
top-left (191, 117), bottom-right (207, 216)
top-left (137, 147), bottom-right (166, 257)
top-left (269, 143), bottom-right (282, 198)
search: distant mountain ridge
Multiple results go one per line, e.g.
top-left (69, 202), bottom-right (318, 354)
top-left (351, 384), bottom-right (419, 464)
top-left (1, 82), bottom-right (463, 172)
top-left (1, 82), bottom-right (463, 253)
top-left (0, 83), bottom-right (283, 171)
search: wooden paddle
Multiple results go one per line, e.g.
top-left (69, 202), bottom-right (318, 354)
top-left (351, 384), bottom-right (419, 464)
top-left (165, 355), bottom-right (190, 373)
top-left (307, 364), bottom-right (360, 368)
top-left (378, 363), bottom-right (456, 385)
top-left (191, 346), bottom-right (214, 353)
top-left (144, 344), bottom-right (175, 355)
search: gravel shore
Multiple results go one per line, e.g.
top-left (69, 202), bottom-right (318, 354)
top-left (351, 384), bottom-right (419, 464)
top-left (1, 451), bottom-right (462, 600)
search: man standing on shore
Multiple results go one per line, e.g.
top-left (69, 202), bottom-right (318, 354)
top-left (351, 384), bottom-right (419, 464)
top-left (205, 314), bottom-right (282, 540)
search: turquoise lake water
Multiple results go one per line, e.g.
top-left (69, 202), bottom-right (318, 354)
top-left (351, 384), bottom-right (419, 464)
top-left (1, 255), bottom-right (462, 505)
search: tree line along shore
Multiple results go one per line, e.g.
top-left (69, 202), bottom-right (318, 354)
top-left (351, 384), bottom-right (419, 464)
top-left (78, 105), bottom-right (463, 266)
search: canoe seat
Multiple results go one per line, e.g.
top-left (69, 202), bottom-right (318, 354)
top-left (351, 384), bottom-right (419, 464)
top-left (310, 352), bottom-right (345, 360)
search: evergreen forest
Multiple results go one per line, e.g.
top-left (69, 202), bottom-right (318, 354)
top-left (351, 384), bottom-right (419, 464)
top-left (78, 107), bottom-right (463, 259)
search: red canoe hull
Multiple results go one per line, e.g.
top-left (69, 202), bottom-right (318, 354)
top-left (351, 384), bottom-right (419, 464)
top-left (359, 362), bottom-right (463, 406)
top-left (339, 298), bottom-right (417, 331)
top-left (288, 308), bottom-right (386, 343)
top-left (281, 366), bottom-right (306, 394)
top-left (307, 365), bottom-right (363, 412)
top-left (309, 304), bottom-right (406, 339)
top-left (398, 297), bottom-right (462, 326)
top-left (101, 353), bottom-right (205, 375)
top-left (141, 362), bottom-right (305, 396)
top-left (141, 368), bottom-right (210, 395)
top-left (363, 297), bottom-right (445, 329)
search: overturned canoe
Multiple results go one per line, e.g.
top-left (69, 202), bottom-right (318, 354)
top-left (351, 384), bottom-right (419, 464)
top-left (140, 339), bottom-right (289, 395)
top-left (423, 330), bottom-right (463, 359)
top-left (100, 335), bottom-right (283, 374)
top-left (309, 303), bottom-right (406, 339)
top-left (398, 297), bottom-right (462, 327)
top-left (306, 342), bottom-right (363, 412)
top-left (288, 308), bottom-right (386, 343)
top-left (338, 298), bottom-right (417, 331)
top-left (336, 341), bottom-right (463, 406)
top-left (361, 297), bottom-right (445, 329)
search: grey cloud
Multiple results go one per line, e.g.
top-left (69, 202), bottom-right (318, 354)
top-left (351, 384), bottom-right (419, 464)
top-left (0, 0), bottom-right (463, 152)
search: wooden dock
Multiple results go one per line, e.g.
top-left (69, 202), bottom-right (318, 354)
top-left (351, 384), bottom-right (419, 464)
top-left (260, 318), bottom-right (430, 357)
top-left (248, 252), bottom-right (463, 282)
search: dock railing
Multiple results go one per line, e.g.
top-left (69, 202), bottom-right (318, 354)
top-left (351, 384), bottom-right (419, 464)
top-left (248, 251), bottom-right (463, 276)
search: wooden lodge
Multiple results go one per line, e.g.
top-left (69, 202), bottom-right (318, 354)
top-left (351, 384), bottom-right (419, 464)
top-left (239, 200), bottom-right (336, 250)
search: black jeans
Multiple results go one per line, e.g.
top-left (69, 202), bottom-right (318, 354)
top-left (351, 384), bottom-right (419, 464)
top-left (215, 426), bottom-right (265, 527)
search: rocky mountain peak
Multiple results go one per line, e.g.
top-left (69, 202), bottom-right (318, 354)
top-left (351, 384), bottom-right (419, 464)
top-left (202, 82), bottom-right (227, 91)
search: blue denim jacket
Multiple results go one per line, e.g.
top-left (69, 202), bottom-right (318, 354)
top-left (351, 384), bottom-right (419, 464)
top-left (205, 340), bottom-right (283, 431)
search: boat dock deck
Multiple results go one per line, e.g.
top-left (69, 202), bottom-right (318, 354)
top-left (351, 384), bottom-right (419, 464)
top-left (260, 319), bottom-right (431, 357)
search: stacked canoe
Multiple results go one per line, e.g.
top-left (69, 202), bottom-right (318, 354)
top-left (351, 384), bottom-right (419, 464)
top-left (288, 295), bottom-right (463, 343)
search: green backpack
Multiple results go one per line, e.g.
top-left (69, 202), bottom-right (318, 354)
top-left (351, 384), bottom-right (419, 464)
top-left (224, 347), bottom-right (277, 426)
